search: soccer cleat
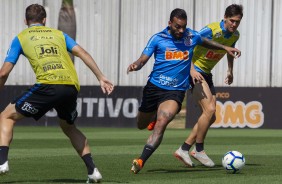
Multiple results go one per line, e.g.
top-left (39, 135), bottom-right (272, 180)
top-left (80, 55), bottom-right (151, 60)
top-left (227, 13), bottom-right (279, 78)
top-left (174, 147), bottom-right (195, 167)
top-left (0, 161), bottom-right (9, 175)
top-left (86, 168), bottom-right (102, 183)
top-left (190, 147), bottom-right (215, 167)
top-left (131, 159), bottom-right (143, 174)
top-left (147, 121), bottom-right (156, 131)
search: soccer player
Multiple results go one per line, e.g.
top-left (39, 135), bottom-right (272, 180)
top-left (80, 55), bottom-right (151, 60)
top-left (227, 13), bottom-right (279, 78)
top-left (0, 4), bottom-right (114, 183)
top-left (127, 8), bottom-right (241, 174)
top-left (174, 4), bottom-right (243, 168)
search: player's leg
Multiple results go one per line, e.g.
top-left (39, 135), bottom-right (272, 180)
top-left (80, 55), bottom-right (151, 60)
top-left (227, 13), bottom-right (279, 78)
top-left (0, 84), bottom-right (57, 175)
top-left (131, 100), bottom-right (179, 174)
top-left (136, 82), bottom-right (159, 130)
top-left (0, 103), bottom-right (25, 174)
top-left (136, 111), bottom-right (156, 130)
top-left (55, 85), bottom-right (101, 183)
top-left (174, 122), bottom-right (197, 167)
top-left (189, 80), bottom-right (216, 167)
top-left (192, 80), bottom-right (216, 146)
top-left (59, 119), bottom-right (102, 183)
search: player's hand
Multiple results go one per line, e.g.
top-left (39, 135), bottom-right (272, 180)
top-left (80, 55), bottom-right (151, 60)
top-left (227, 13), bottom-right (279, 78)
top-left (225, 47), bottom-right (241, 59)
top-left (99, 77), bottom-right (114, 95)
top-left (225, 71), bottom-right (233, 85)
top-left (127, 63), bottom-right (139, 74)
top-left (190, 69), bottom-right (204, 84)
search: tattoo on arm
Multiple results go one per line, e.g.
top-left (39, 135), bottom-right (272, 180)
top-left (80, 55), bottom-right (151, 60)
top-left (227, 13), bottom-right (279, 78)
top-left (201, 37), bottom-right (225, 50)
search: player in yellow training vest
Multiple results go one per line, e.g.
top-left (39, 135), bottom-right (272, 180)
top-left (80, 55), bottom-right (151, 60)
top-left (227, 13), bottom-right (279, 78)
top-left (0, 4), bottom-right (114, 183)
top-left (173, 4), bottom-right (243, 167)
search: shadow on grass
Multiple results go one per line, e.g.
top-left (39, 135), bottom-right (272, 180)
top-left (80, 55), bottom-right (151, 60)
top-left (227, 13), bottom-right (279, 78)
top-left (147, 164), bottom-right (223, 174)
top-left (3, 179), bottom-right (130, 184)
top-left (2, 179), bottom-right (84, 183)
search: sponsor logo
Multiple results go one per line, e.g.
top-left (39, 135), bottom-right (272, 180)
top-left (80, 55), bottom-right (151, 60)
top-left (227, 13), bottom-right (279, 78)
top-left (44, 75), bottom-right (71, 81)
top-left (35, 44), bottom-right (60, 58)
top-left (216, 92), bottom-right (230, 99)
top-left (21, 102), bottom-right (38, 114)
top-left (159, 74), bottom-right (178, 87)
top-left (234, 31), bottom-right (239, 36)
top-left (212, 101), bottom-right (264, 128)
top-left (43, 63), bottom-right (65, 72)
top-left (205, 50), bottom-right (225, 60)
top-left (214, 32), bottom-right (222, 38)
top-left (29, 29), bottom-right (52, 33)
top-left (165, 50), bottom-right (189, 61)
top-left (30, 36), bottom-right (54, 41)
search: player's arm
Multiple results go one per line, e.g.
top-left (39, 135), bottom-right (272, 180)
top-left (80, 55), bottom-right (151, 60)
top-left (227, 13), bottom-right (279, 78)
top-left (0, 62), bottom-right (14, 90)
top-left (225, 53), bottom-right (234, 85)
top-left (0, 37), bottom-right (22, 90)
top-left (127, 34), bottom-right (158, 74)
top-left (71, 45), bottom-right (114, 95)
top-left (127, 54), bottom-right (150, 74)
top-left (200, 37), bottom-right (241, 59)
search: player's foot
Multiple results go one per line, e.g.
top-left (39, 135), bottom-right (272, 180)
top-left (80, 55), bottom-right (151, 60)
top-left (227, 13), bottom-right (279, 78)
top-left (147, 121), bottom-right (156, 131)
top-left (86, 168), bottom-right (102, 183)
top-left (131, 159), bottom-right (143, 174)
top-left (0, 161), bottom-right (9, 175)
top-left (174, 147), bottom-right (195, 167)
top-left (190, 147), bottom-right (215, 167)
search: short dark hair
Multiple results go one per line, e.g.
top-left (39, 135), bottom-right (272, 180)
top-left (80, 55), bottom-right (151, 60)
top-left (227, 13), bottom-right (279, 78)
top-left (225, 4), bottom-right (243, 18)
top-left (170, 8), bottom-right (187, 21)
top-left (25, 4), bottom-right (46, 24)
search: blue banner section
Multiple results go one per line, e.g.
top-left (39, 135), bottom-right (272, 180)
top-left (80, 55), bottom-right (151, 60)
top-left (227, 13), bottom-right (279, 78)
top-left (186, 87), bottom-right (282, 129)
top-left (0, 86), bottom-right (143, 127)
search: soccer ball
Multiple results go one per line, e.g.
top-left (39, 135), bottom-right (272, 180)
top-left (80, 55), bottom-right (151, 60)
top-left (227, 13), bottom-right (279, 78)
top-left (222, 151), bottom-right (245, 174)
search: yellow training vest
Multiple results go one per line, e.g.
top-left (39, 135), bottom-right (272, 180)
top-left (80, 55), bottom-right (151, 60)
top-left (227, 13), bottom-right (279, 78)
top-left (17, 26), bottom-right (80, 91)
top-left (192, 22), bottom-right (240, 73)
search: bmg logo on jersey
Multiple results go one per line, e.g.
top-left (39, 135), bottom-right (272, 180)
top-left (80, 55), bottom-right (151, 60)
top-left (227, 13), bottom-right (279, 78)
top-left (205, 50), bottom-right (225, 60)
top-left (165, 50), bottom-right (189, 61)
top-left (21, 102), bottom-right (39, 114)
top-left (35, 44), bottom-right (61, 59)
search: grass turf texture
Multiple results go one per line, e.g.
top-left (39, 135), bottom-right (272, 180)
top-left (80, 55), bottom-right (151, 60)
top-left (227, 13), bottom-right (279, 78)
top-left (1, 127), bottom-right (282, 183)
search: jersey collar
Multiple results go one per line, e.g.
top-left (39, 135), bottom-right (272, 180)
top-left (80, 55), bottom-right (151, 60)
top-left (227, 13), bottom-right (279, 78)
top-left (29, 23), bottom-right (44, 27)
top-left (220, 20), bottom-right (232, 38)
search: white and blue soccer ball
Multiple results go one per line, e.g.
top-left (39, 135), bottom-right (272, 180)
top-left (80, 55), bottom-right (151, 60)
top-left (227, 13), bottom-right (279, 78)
top-left (222, 151), bottom-right (245, 174)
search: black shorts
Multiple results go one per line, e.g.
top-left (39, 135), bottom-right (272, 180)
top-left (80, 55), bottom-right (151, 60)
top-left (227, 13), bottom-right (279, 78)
top-left (139, 81), bottom-right (186, 113)
top-left (12, 84), bottom-right (78, 124)
top-left (190, 72), bottom-right (216, 95)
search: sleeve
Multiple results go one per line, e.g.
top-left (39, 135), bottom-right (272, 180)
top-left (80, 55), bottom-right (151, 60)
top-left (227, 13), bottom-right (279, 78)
top-left (63, 33), bottom-right (78, 53)
top-left (142, 34), bottom-right (159, 57)
top-left (4, 37), bottom-right (23, 64)
top-left (194, 31), bottom-right (203, 45)
top-left (198, 26), bottom-right (212, 40)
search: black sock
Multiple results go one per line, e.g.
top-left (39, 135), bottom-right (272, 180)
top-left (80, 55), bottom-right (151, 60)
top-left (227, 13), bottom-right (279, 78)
top-left (0, 146), bottom-right (9, 165)
top-left (81, 153), bottom-right (96, 175)
top-left (140, 144), bottom-right (155, 165)
top-left (195, 143), bottom-right (204, 152)
top-left (181, 142), bottom-right (192, 151)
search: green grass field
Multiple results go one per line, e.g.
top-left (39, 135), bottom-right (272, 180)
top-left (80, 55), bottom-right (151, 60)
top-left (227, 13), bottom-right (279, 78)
top-left (1, 127), bottom-right (282, 184)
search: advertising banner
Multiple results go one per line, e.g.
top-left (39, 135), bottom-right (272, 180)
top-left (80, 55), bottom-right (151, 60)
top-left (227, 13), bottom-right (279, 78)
top-left (0, 86), bottom-right (143, 127)
top-left (186, 87), bottom-right (282, 129)
top-left (1, 86), bottom-right (281, 128)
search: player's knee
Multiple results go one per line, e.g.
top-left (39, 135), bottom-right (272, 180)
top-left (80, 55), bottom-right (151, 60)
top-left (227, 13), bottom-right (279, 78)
top-left (204, 104), bottom-right (216, 116)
